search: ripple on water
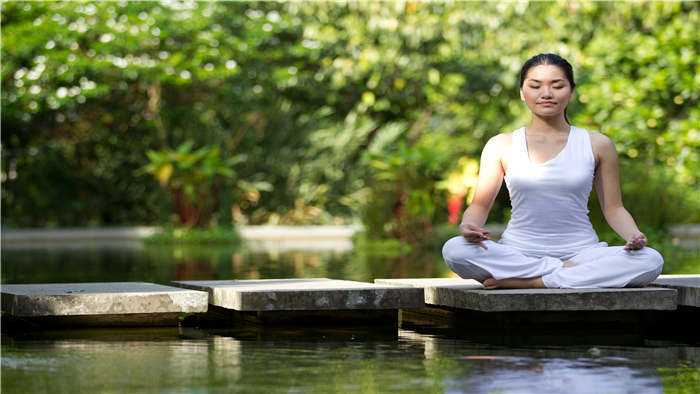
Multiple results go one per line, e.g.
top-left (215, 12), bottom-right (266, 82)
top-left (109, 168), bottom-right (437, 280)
top-left (447, 356), bottom-right (663, 394)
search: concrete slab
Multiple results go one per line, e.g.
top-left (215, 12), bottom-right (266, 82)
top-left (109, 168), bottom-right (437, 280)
top-left (1, 227), bottom-right (158, 244)
top-left (375, 278), bottom-right (482, 287)
top-left (376, 278), bottom-right (481, 296)
top-left (375, 278), bottom-right (481, 304)
top-left (1, 282), bottom-right (208, 317)
top-left (650, 274), bottom-right (700, 307)
top-left (374, 278), bottom-right (677, 311)
top-left (238, 225), bottom-right (359, 240)
top-left (171, 278), bottom-right (424, 311)
top-left (429, 286), bottom-right (677, 312)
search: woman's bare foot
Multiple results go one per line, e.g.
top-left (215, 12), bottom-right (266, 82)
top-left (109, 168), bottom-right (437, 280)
top-left (563, 260), bottom-right (578, 268)
top-left (483, 277), bottom-right (545, 290)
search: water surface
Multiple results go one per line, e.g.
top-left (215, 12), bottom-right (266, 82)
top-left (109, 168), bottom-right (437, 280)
top-left (3, 327), bottom-right (698, 393)
top-left (1, 241), bottom-right (698, 393)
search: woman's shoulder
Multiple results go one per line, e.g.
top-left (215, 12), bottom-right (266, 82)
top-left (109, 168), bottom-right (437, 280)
top-left (482, 132), bottom-right (514, 159)
top-left (483, 132), bottom-right (514, 173)
top-left (573, 126), bottom-right (613, 145)
top-left (583, 129), bottom-right (615, 150)
top-left (578, 128), bottom-right (617, 162)
top-left (486, 131), bottom-right (514, 148)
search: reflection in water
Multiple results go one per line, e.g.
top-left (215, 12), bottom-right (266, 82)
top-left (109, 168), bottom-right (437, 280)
top-left (3, 240), bottom-right (696, 285)
top-left (211, 336), bottom-right (243, 382)
top-left (0, 241), bottom-right (450, 284)
top-left (453, 357), bottom-right (662, 394)
top-left (2, 327), bottom-right (697, 393)
top-left (1, 242), bottom-right (698, 392)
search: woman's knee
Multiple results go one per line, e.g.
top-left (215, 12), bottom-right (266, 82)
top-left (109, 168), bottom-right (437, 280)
top-left (441, 236), bottom-right (468, 264)
top-left (442, 235), bottom-right (487, 263)
top-left (624, 247), bottom-right (663, 287)
top-left (626, 247), bottom-right (664, 287)
top-left (441, 236), bottom-right (491, 281)
top-left (640, 246), bottom-right (664, 274)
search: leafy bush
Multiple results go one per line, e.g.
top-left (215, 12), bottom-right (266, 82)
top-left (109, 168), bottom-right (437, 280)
top-left (139, 141), bottom-right (244, 227)
top-left (361, 139), bottom-right (451, 247)
top-left (1, 1), bottom-right (697, 232)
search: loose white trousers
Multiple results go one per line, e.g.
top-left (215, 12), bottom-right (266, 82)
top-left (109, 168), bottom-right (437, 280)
top-left (442, 236), bottom-right (664, 288)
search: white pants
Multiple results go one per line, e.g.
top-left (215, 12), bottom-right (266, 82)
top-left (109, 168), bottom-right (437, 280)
top-left (441, 236), bottom-right (664, 288)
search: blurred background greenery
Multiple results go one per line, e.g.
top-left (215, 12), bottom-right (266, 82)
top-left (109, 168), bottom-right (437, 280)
top-left (2, 1), bottom-right (698, 248)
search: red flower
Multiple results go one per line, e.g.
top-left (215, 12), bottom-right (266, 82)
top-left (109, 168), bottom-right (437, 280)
top-left (447, 193), bottom-right (464, 224)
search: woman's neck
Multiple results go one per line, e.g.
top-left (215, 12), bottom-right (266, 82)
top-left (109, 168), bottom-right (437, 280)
top-left (526, 117), bottom-right (570, 135)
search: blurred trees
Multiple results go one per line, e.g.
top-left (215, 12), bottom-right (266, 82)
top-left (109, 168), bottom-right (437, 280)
top-left (2, 1), bottom-right (698, 237)
top-left (139, 141), bottom-right (247, 227)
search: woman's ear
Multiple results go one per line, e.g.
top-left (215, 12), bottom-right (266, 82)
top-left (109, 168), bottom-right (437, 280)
top-left (519, 89), bottom-right (525, 101)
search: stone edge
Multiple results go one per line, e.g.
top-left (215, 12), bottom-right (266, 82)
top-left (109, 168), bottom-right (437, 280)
top-left (426, 286), bottom-right (678, 312)
top-left (1, 289), bottom-right (208, 317)
top-left (171, 281), bottom-right (424, 311)
top-left (649, 281), bottom-right (700, 307)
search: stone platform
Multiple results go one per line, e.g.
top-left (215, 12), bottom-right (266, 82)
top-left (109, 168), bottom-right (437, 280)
top-left (1, 282), bottom-right (208, 328)
top-left (171, 278), bottom-right (424, 327)
top-left (650, 275), bottom-right (700, 307)
top-left (172, 278), bottom-right (424, 311)
top-left (374, 278), bottom-right (677, 311)
top-left (374, 277), bottom-right (699, 336)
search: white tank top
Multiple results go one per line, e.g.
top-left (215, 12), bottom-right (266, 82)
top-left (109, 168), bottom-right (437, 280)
top-left (499, 125), bottom-right (600, 258)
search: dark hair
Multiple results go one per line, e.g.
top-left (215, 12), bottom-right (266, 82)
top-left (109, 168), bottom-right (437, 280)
top-left (519, 53), bottom-right (575, 124)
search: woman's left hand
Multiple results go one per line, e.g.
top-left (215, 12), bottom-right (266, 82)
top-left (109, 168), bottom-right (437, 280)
top-left (624, 232), bottom-right (647, 251)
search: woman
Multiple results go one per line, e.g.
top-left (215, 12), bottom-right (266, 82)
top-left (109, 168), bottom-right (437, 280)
top-left (441, 53), bottom-right (663, 289)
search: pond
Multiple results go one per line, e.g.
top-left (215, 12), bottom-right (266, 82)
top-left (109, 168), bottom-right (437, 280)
top-left (2, 241), bottom-right (699, 393)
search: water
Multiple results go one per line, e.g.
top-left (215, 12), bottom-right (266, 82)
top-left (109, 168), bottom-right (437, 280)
top-left (2, 327), bottom-right (697, 393)
top-left (0, 241), bottom-right (450, 284)
top-left (2, 242), bottom-right (698, 393)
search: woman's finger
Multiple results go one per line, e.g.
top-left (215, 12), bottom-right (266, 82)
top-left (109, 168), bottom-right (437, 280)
top-left (624, 240), bottom-right (646, 251)
top-left (463, 231), bottom-right (490, 249)
top-left (624, 232), bottom-right (647, 250)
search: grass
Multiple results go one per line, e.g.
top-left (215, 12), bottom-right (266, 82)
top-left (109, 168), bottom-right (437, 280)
top-left (142, 226), bottom-right (241, 245)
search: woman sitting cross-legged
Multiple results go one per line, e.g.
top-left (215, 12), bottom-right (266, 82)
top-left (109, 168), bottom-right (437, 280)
top-left (441, 53), bottom-right (663, 290)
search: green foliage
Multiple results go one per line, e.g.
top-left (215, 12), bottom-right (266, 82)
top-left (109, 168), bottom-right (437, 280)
top-left (142, 226), bottom-right (241, 245)
top-left (1, 1), bottom-right (698, 237)
top-left (590, 164), bottom-right (700, 234)
top-left (657, 361), bottom-right (699, 394)
top-left (140, 141), bottom-right (245, 227)
top-left (344, 231), bottom-right (451, 282)
top-left (430, 223), bottom-right (462, 250)
top-left (362, 137), bottom-right (451, 245)
top-left (351, 231), bottom-right (414, 258)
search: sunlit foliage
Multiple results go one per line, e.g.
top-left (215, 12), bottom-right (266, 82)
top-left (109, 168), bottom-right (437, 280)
top-left (2, 1), bottom-right (697, 234)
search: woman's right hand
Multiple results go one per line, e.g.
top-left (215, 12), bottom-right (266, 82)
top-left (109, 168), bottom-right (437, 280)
top-left (459, 222), bottom-right (491, 250)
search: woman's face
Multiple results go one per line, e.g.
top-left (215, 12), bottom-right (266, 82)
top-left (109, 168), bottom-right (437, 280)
top-left (520, 65), bottom-right (574, 120)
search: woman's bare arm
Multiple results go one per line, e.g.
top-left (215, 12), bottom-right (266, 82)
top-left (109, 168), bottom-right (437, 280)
top-left (459, 134), bottom-right (506, 248)
top-left (592, 133), bottom-right (646, 250)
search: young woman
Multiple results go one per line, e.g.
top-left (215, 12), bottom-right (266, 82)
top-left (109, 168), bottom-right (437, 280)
top-left (442, 53), bottom-right (663, 289)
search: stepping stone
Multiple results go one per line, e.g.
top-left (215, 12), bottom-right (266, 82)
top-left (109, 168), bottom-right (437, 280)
top-left (1, 282), bottom-right (208, 327)
top-left (171, 278), bottom-right (424, 311)
top-left (650, 275), bottom-right (700, 307)
top-left (375, 278), bottom-right (481, 305)
top-left (374, 278), bottom-right (677, 311)
top-left (376, 278), bottom-right (481, 298)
